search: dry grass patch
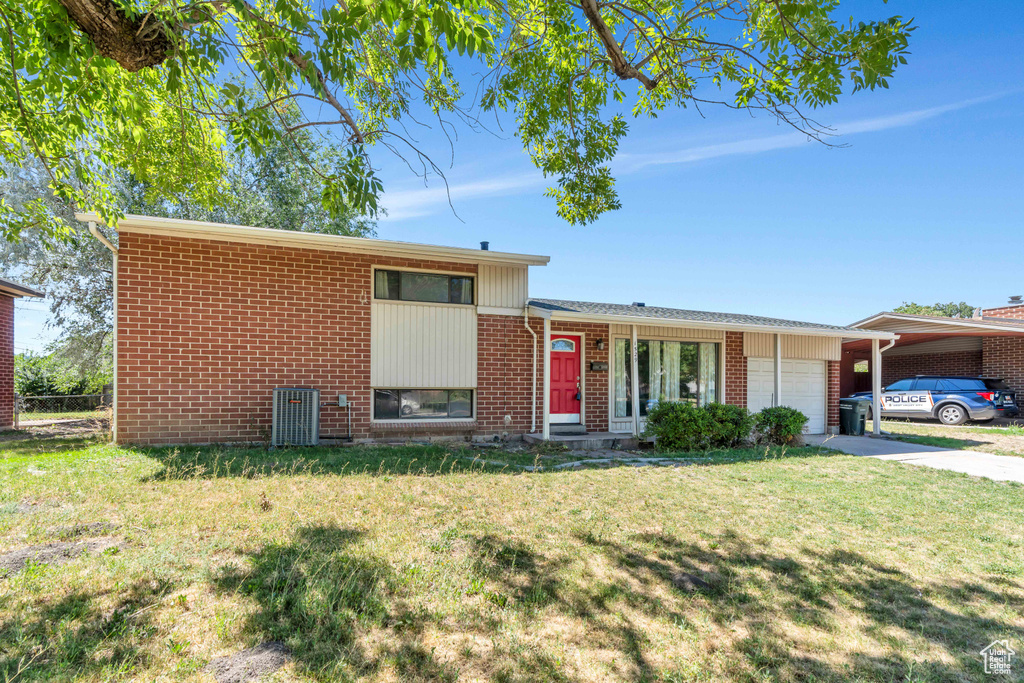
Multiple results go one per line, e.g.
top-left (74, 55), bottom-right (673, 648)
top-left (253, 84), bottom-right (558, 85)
top-left (874, 420), bottom-right (1024, 458)
top-left (0, 438), bottom-right (1021, 681)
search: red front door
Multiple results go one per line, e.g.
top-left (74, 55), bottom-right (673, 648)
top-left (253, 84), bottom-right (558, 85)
top-left (550, 334), bottom-right (581, 423)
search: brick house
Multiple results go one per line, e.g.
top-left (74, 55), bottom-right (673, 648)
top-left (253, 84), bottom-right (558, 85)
top-left (78, 213), bottom-right (894, 445)
top-left (0, 278), bottom-right (45, 428)
top-left (841, 307), bottom-right (1024, 399)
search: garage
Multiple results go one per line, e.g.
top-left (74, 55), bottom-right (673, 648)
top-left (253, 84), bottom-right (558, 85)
top-left (747, 358), bottom-right (827, 434)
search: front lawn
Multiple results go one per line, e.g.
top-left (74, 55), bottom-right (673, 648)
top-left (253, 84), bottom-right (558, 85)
top-left (0, 436), bottom-right (1021, 682)
top-left (873, 419), bottom-right (1024, 458)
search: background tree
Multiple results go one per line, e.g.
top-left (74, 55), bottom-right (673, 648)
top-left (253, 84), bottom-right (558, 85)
top-left (0, 124), bottom-right (375, 375)
top-left (893, 302), bottom-right (978, 319)
top-left (1, 0), bottom-right (915, 237)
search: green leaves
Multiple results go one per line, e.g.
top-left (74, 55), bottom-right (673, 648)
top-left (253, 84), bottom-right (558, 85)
top-left (0, 0), bottom-right (914, 239)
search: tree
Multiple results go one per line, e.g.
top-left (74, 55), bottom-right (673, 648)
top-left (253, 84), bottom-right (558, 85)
top-left (0, 0), bottom-right (915, 237)
top-left (893, 302), bottom-right (978, 319)
top-left (0, 129), bottom-right (375, 373)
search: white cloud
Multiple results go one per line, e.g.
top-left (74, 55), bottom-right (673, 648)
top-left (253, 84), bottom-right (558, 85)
top-left (380, 95), bottom-right (1001, 221)
top-left (381, 172), bottom-right (543, 221)
top-left (617, 95), bottom-right (1000, 173)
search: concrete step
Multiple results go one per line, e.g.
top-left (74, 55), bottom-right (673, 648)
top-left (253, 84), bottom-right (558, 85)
top-left (524, 432), bottom-right (639, 450)
top-left (550, 424), bottom-right (587, 435)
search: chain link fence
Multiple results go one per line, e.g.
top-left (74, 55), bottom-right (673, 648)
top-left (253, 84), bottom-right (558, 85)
top-left (14, 393), bottom-right (112, 427)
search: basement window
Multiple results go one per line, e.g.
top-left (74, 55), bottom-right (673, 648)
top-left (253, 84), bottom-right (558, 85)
top-left (374, 270), bottom-right (474, 304)
top-left (374, 389), bottom-right (473, 419)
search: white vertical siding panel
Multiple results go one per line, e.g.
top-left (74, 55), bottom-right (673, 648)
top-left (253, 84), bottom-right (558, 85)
top-left (479, 264), bottom-right (528, 309)
top-left (609, 324), bottom-right (724, 340)
top-left (743, 332), bottom-right (841, 361)
top-left (371, 302), bottom-right (477, 387)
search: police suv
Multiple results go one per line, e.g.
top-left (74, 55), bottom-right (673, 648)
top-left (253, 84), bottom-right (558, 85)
top-left (852, 375), bottom-right (1019, 425)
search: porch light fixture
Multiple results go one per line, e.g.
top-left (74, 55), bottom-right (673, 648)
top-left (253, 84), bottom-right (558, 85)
top-left (596, 338), bottom-right (606, 350)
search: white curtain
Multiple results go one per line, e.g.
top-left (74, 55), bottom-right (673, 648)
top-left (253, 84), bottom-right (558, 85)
top-left (374, 270), bottom-right (390, 298)
top-left (614, 339), bottom-right (629, 417)
top-left (662, 342), bottom-right (681, 402)
top-left (699, 343), bottom-right (718, 406)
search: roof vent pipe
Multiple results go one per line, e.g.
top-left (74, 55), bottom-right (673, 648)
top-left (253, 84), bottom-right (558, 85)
top-left (1009, 295), bottom-right (1022, 304)
top-left (632, 302), bottom-right (645, 307)
top-left (480, 241), bottom-right (489, 251)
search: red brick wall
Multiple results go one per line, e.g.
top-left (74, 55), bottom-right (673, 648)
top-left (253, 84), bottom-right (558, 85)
top-left (983, 304), bottom-right (1024, 320)
top-left (477, 314), bottom-right (535, 437)
top-left (0, 295), bottom-right (13, 429)
top-left (983, 337), bottom-right (1024, 396)
top-left (880, 350), bottom-right (983, 386)
top-left (118, 232), bottom-right (482, 445)
top-left (826, 360), bottom-right (840, 429)
top-left (724, 331), bottom-right (746, 408)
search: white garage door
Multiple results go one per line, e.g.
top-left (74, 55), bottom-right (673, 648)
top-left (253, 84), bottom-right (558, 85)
top-left (747, 358), bottom-right (826, 434)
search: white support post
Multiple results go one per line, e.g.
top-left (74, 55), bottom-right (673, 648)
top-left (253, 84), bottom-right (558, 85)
top-left (773, 333), bottom-right (783, 407)
top-left (542, 318), bottom-right (551, 441)
top-left (631, 324), bottom-right (641, 437)
top-left (871, 338), bottom-right (882, 436)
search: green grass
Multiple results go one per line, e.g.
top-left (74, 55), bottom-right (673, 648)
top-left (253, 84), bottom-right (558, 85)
top-left (0, 436), bottom-right (1021, 682)
top-left (17, 410), bottom-right (109, 422)
top-left (875, 420), bottom-right (1024, 458)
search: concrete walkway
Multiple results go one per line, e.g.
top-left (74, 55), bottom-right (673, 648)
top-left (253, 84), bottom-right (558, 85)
top-left (806, 434), bottom-right (1024, 484)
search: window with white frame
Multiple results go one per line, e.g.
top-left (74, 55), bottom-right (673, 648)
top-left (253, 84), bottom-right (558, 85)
top-left (613, 339), bottom-right (719, 417)
top-left (374, 269), bottom-right (474, 304)
top-left (373, 389), bottom-right (473, 419)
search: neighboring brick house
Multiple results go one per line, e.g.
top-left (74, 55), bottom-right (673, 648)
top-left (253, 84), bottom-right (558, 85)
top-left (842, 306), bottom-right (1024, 400)
top-left (78, 213), bottom-right (893, 445)
top-left (0, 278), bottom-right (45, 429)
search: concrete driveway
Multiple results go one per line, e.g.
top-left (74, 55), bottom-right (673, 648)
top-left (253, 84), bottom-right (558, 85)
top-left (805, 434), bottom-right (1024, 484)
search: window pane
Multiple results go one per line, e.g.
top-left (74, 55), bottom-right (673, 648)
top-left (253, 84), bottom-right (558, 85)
top-left (374, 270), bottom-right (399, 299)
top-left (914, 378), bottom-right (939, 391)
top-left (679, 343), bottom-right (698, 403)
top-left (614, 339), bottom-right (630, 418)
top-left (374, 389), bottom-right (400, 419)
top-left (638, 341), bottom-right (650, 416)
top-left (551, 339), bottom-right (574, 351)
top-left (885, 379), bottom-right (914, 391)
top-left (698, 343), bottom-right (718, 405)
top-left (449, 390), bottom-right (472, 417)
top-left (450, 277), bottom-right (473, 304)
top-left (939, 378), bottom-right (986, 391)
top-left (400, 272), bottom-right (449, 303)
top-left (401, 389), bottom-right (449, 418)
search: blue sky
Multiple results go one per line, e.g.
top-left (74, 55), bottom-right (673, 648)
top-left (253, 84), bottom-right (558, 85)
top-left (15, 1), bottom-right (1024, 352)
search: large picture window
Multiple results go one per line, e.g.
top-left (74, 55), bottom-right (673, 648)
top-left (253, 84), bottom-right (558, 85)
top-left (374, 389), bottom-right (473, 419)
top-left (374, 269), bottom-right (474, 304)
top-left (613, 340), bottom-right (719, 418)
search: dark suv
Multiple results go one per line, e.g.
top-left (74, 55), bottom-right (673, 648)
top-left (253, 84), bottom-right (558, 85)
top-left (851, 376), bottom-right (1019, 425)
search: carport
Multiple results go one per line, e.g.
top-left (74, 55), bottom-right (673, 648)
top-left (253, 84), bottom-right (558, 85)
top-left (841, 310), bottom-right (1024, 413)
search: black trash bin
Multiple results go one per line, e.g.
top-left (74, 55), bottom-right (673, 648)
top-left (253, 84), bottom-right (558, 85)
top-left (839, 397), bottom-right (869, 436)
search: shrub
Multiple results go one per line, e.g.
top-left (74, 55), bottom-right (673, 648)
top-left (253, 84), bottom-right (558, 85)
top-left (644, 401), bottom-right (752, 452)
top-left (752, 406), bottom-right (808, 445)
top-left (14, 352), bottom-right (110, 396)
top-left (702, 402), bottom-right (754, 448)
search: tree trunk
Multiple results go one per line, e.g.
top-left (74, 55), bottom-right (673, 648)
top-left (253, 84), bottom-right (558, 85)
top-left (57, 0), bottom-right (174, 72)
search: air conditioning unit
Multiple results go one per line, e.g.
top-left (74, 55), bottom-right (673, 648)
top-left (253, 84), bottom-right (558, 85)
top-left (272, 388), bottom-right (320, 446)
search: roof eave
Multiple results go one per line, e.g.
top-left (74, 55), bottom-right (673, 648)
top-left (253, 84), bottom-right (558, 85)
top-left (0, 281), bottom-right (44, 298)
top-left (851, 312), bottom-right (1024, 334)
top-left (75, 212), bottom-right (551, 267)
top-left (530, 306), bottom-right (897, 340)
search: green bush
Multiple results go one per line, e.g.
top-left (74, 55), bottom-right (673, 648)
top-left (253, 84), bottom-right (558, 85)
top-left (702, 402), bottom-right (754, 448)
top-left (644, 401), bottom-right (752, 452)
top-left (14, 353), bottom-right (109, 396)
top-left (752, 406), bottom-right (808, 445)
